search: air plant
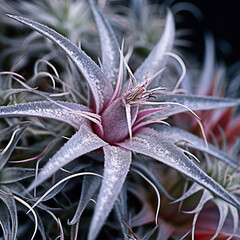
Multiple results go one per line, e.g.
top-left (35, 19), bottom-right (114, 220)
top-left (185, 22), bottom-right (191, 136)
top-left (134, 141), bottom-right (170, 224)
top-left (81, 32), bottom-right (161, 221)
top-left (0, 0), bottom-right (240, 239)
top-left (0, 0), bottom-right (94, 72)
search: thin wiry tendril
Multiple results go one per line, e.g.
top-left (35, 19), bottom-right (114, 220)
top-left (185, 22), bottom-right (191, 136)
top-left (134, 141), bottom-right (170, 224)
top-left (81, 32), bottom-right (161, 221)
top-left (133, 169), bottom-right (161, 226)
top-left (29, 172), bottom-right (103, 210)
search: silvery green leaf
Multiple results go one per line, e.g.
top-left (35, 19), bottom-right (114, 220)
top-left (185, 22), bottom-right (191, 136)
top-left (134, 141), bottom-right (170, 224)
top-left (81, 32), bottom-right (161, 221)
top-left (154, 125), bottom-right (238, 168)
top-left (184, 188), bottom-right (213, 214)
top-left (134, 9), bottom-right (175, 84)
top-left (190, 189), bottom-right (214, 239)
top-left (89, 0), bottom-right (120, 87)
top-left (229, 204), bottom-right (239, 237)
top-left (27, 126), bottom-right (106, 192)
top-left (211, 199), bottom-right (229, 240)
top-left (172, 182), bottom-right (203, 204)
top-left (0, 121), bottom-right (31, 171)
top-left (88, 145), bottom-right (131, 240)
top-left (7, 14), bottom-right (113, 113)
top-left (118, 127), bottom-right (240, 210)
top-left (0, 101), bottom-right (89, 129)
top-left (151, 94), bottom-right (240, 117)
top-left (0, 167), bottom-right (35, 184)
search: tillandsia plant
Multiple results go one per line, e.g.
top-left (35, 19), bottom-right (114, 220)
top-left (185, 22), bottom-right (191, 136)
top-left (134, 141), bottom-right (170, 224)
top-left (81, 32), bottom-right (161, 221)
top-left (0, 0), bottom-right (95, 72)
top-left (0, 0), bottom-right (240, 239)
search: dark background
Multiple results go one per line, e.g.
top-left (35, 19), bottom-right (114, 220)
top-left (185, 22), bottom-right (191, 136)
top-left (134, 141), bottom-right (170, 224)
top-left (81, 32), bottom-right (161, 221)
top-left (189, 0), bottom-right (240, 65)
top-left (154, 0), bottom-right (240, 65)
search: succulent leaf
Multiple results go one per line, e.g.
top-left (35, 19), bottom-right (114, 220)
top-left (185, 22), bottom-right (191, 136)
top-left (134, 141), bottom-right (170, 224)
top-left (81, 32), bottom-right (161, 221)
top-left (101, 98), bottom-right (138, 143)
top-left (118, 127), bottom-right (240, 210)
top-left (7, 14), bottom-right (113, 113)
top-left (0, 101), bottom-right (90, 129)
top-left (172, 182), bottom-right (203, 204)
top-left (0, 167), bottom-right (35, 184)
top-left (151, 94), bottom-right (240, 117)
top-left (134, 9), bottom-right (175, 84)
top-left (0, 191), bottom-right (18, 240)
top-left (198, 33), bottom-right (215, 95)
top-left (89, 0), bottom-right (120, 87)
top-left (211, 199), bottom-right (229, 240)
top-left (27, 126), bottom-right (106, 192)
top-left (88, 145), bottom-right (131, 240)
top-left (0, 203), bottom-right (12, 239)
top-left (154, 125), bottom-right (238, 168)
top-left (69, 166), bottom-right (102, 225)
top-left (229, 204), bottom-right (239, 237)
top-left (0, 121), bottom-right (31, 171)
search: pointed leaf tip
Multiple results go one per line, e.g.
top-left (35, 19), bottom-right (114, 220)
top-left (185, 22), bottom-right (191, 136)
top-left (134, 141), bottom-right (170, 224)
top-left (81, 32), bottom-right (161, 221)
top-left (134, 9), bottom-right (175, 84)
top-left (118, 127), bottom-right (240, 210)
top-left (88, 145), bottom-right (131, 240)
top-left (7, 14), bottom-right (113, 113)
top-left (89, 0), bottom-right (120, 87)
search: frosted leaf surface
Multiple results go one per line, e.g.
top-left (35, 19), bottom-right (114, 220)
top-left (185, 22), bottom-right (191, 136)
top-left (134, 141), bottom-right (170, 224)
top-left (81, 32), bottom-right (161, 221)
top-left (69, 167), bottom-right (102, 225)
top-left (211, 199), bottom-right (229, 240)
top-left (0, 101), bottom-right (89, 129)
top-left (88, 145), bottom-right (131, 240)
top-left (0, 121), bottom-right (31, 171)
top-left (0, 167), bottom-right (35, 184)
top-left (27, 126), bottom-right (106, 192)
top-left (149, 94), bottom-right (240, 117)
top-left (134, 9), bottom-right (175, 84)
top-left (7, 15), bottom-right (113, 113)
top-left (154, 125), bottom-right (238, 168)
top-left (89, 0), bottom-right (120, 87)
top-left (118, 127), bottom-right (240, 209)
top-left (0, 192), bottom-right (17, 240)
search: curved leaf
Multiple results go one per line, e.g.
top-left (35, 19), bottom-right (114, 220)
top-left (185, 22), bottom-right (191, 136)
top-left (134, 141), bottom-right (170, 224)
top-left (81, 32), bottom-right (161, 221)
top-left (88, 145), bottom-right (132, 240)
top-left (89, 0), bottom-right (120, 87)
top-left (118, 127), bottom-right (240, 210)
top-left (101, 98), bottom-right (138, 143)
top-left (132, 161), bottom-right (174, 200)
top-left (150, 94), bottom-right (240, 117)
top-left (26, 125), bottom-right (106, 192)
top-left (191, 189), bottom-right (214, 240)
top-left (211, 199), bottom-right (229, 240)
top-left (134, 9), bottom-right (175, 84)
top-left (0, 167), bottom-right (35, 184)
top-left (7, 14), bottom-right (113, 113)
top-left (0, 190), bottom-right (18, 240)
top-left (0, 101), bottom-right (89, 129)
top-left (0, 121), bottom-right (31, 171)
top-left (69, 166), bottom-right (102, 225)
top-left (198, 32), bottom-right (215, 95)
top-left (153, 125), bottom-right (238, 168)
top-left (0, 202), bottom-right (11, 239)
